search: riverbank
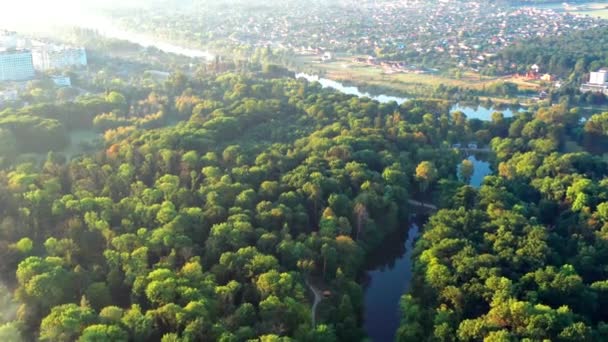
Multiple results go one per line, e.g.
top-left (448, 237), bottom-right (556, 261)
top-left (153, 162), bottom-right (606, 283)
top-left (296, 73), bottom-right (526, 120)
top-left (71, 16), bottom-right (541, 107)
top-left (293, 54), bottom-right (541, 99)
top-left (57, 14), bottom-right (555, 113)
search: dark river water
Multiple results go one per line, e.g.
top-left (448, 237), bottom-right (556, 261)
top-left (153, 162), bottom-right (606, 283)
top-left (363, 156), bottom-right (490, 341)
top-left (362, 219), bottom-right (422, 342)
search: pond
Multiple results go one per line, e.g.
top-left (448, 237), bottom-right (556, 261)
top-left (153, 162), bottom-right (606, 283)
top-left (63, 130), bottom-right (103, 160)
top-left (295, 73), bottom-right (523, 121)
top-left (466, 155), bottom-right (492, 189)
top-left (450, 103), bottom-right (523, 120)
top-left (362, 155), bottom-right (492, 341)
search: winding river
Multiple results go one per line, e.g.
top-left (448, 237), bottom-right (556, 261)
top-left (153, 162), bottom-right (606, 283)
top-left (295, 73), bottom-right (410, 105)
top-left (363, 220), bottom-right (421, 342)
top-left (75, 17), bottom-right (519, 121)
top-left (295, 73), bottom-right (523, 121)
top-left (66, 15), bottom-right (216, 60)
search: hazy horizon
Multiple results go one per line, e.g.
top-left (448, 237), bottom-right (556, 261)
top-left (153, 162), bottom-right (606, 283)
top-left (0, 0), bottom-right (190, 31)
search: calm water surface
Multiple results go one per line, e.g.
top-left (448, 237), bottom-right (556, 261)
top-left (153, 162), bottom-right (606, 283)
top-left (295, 73), bottom-right (523, 120)
top-left (363, 222), bottom-right (420, 342)
top-left (362, 156), bottom-right (491, 341)
top-left (467, 155), bottom-right (492, 188)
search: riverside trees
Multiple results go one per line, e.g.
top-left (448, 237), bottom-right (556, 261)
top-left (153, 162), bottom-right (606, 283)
top-left (399, 104), bottom-right (608, 341)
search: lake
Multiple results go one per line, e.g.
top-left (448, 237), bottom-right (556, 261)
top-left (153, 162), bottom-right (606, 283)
top-left (295, 73), bottom-right (523, 121)
top-left (362, 156), bottom-right (491, 341)
top-left (451, 104), bottom-right (522, 120)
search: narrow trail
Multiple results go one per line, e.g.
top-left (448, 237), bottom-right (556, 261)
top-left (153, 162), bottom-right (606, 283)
top-left (306, 279), bottom-right (323, 327)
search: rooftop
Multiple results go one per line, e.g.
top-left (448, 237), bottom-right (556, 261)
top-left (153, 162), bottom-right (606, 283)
top-left (0, 48), bottom-right (31, 55)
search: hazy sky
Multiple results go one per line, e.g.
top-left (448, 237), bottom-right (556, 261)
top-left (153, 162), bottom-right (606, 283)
top-left (0, 0), bottom-right (374, 31)
top-left (1, 1), bottom-right (93, 28)
top-left (0, 0), bottom-right (155, 30)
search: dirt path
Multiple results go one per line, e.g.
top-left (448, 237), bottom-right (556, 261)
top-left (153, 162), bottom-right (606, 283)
top-left (306, 279), bottom-right (323, 327)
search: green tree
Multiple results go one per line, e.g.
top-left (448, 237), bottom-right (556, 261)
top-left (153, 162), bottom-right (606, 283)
top-left (459, 159), bottom-right (474, 184)
top-left (39, 304), bottom-right (95, 341)
top-left (78, 324), bottom-right (128, 342)
top-left (415, 161), bottom-right (438, 192)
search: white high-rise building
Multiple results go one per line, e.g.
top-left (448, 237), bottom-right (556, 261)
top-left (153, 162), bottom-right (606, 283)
top-left (589, 69), bottom-right (608, 85)
top-left (581, 68), bottom-right (608, 95)
top-left (32, 46), bottom-right (87, 71)
top-left (0, 50), bottom-right (35, 81)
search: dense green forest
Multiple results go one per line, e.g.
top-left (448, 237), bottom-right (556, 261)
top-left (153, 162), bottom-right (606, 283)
top-left (3, 0), bottom-right (608, 339)
top-left (0, 69), bottom-right (491, 341)
top-left (1, 50), bottom-right (608, 341)
top-left (398, 103), bottom-right (608, 340)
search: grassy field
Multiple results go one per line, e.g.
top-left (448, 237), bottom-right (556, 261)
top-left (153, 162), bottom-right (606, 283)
top-left (566, 2), bottom-right (608, 19)
top-left (528, 2), bottom-right (608, 19)
top-left (293, 55), bottom-right (541, 97)
top-left (574, 8), bottom-right (608, 18)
